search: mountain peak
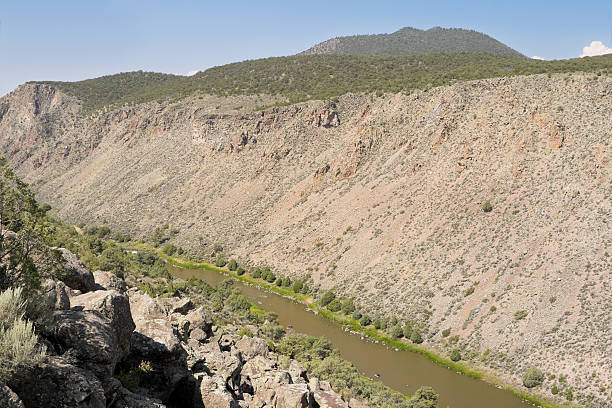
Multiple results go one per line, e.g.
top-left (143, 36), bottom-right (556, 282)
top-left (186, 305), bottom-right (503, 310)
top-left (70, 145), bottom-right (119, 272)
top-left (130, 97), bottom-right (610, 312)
top-left (300, 26), bottom-right (524, 58)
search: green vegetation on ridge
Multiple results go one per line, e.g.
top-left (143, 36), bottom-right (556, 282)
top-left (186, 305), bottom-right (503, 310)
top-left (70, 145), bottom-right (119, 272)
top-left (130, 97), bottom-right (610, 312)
top-left (34, 53), bottom-right (612, 112)
top-left (300, 26), bottom-right (525, 57)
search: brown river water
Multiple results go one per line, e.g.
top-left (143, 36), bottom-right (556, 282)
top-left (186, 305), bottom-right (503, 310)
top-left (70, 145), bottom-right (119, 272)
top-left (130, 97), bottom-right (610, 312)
top-left (169, 265), bottom-right (530, 408)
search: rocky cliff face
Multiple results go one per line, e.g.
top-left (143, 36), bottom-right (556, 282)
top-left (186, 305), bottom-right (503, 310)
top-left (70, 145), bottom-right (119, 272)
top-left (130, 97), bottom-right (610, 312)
top-left (3, 250), bottom-right (361, 408)
top-left (0, 73), bottom-right (610, 406)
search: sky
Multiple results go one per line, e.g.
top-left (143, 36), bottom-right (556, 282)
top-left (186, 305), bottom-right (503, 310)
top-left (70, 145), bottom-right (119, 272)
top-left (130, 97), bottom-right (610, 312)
top-left (1, 0), bottom-right (612, 96)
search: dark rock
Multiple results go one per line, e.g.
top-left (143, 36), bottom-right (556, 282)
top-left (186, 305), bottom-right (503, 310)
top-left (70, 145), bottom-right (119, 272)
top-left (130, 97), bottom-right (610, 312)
top-left (8, 356), bottom-right (106, 408)
top-left (93, 270), bottom-right (127, 293)
top-left (42, 279), bottom-right (70, 310)
top-left (53, 309), bottom-right (119, 379)
top-left (0, 382), bottom-right (24, 408)
top-left (71, 290), bottom-right (135, 360)
top-left (56, 248), bottom-right (96, 292)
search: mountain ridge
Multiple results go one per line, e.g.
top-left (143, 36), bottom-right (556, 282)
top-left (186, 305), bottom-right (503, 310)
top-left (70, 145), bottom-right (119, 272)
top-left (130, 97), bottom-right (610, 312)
top-left (300, 26), bottom-right (525, 57)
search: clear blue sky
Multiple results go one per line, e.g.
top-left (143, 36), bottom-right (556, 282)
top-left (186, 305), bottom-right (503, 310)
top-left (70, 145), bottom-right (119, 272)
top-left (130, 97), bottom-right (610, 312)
top-left (1, 0), bottom-right (611, 96)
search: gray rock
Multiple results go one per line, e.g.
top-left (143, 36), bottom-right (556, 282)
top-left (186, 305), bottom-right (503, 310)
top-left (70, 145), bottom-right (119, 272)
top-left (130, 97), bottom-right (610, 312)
top-left (312, 390), bottom-right (349, 408)
top-left (199, 376), bottom-right (239, 408)
top-left (348, 398), bottom-right (370, 408)
top-left (53, 309), bottom-right (119, 379)
top-left (288, 360), bottom-right (308, 384)
top-left (56, 248), bottom-right (96, 292)
top-left (0, 382), bottom-right (24, 408)
top-left (273, 383), bottom-right (310, 408)
top-left (110, 387), bottom-right (166, 408)
top-left (185, 306), bottom-right (213, 335)
top-left (93, 270), bottom-right (127, 293)
top-left (42, 279), bottom-right (70, 310)
top-left (8, 356), bottom-right (106, 408)
top-left (71, 289), bottom-right (135, 360)
top-left (129, 289), bottom-right (181, 355)
top-left (235, 336), bottom-right (269, 360)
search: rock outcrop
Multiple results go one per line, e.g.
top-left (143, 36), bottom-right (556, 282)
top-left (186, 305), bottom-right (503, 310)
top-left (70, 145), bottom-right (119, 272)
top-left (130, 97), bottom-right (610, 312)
top-left (56, 247), bottom-right (96, 293)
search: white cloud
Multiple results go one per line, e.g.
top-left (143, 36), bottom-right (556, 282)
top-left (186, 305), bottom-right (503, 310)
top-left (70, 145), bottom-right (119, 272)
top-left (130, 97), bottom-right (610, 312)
top-left (580, 41), bottom-right (612, 58)
top-left (531, 56), bottom-right (544, 60)
top-left (186, 70), bottom-right (200, 76)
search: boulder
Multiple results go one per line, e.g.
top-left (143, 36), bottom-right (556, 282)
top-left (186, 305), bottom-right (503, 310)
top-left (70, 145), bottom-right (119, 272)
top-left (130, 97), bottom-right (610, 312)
top-left (8, 357), bottom-right (106, 408)
top-left (129, 289), bottom-right (181, 356)
top-left (288, 360), bottom-right (308, 384)
top-left (199, 376), bottom-right (239, 408)
top-left (53, 309), bottom-right (119, 379)
top-left (110, 387), bottom-right (166, 408)
top-left (235, 336), bottom-right (269, 360)
top-left (185, 306), bottom-right (213, 335)
top-left (71, 290), bottom-right (135, 360)
top-left (273, 383), bottom-right (310, 408)
top-left (0, 382), bottom-right (24, 408)
top-left (312, 390), bottom-right (349, 408)
top-left (348, 398), bottom-right (370, 408)
top-left (93, 270), bottom-right (127, 293)
top-left (56, 248), bottom-right (96, 292)
top-left (42, 279), bottom-right (70, 310)
top-left (159, 297), bottom-right (194, 315)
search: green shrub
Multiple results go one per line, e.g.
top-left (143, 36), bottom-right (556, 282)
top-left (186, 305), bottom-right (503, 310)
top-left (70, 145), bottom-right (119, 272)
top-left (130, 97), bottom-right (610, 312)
top-left (408, 386), bottom-right (438, 408)
top-left (352, 310), bottom-right (362, 320)
top-left (236, 267), bottom-right (245, 276)
top-left (327, 299), bottom-right (342, 312)
top-left (0, 288), bottom-right (46, 382)
top-left (410, 330), bottom-right (423, 344)
top-left (359, 315), bottom-right (371, 327)
top-left (482, 201), bottom-right (493, 212)
top-left (252, 268), bottom-right (262, 279)
top-left (403, 323), bottom-right (413, 339)
top-left (390, 326), bottom-right (403, 338)
top-left (565, 388), bottom-right (573, 401)
top-left (227, 259), bottom-right (238, 271)
top-left (275, 278), bottom-right (283, 286)
top-left (373, 319), bottom-right (382, 330)
top-left (292, 280), bottom-right (303, 292)
top-left (551, 385), bottom-right (559, 395)
top-left (341, 298), bottom-right (355, 315)
top-left (514, 310), bottom-right (528, 320)
top-left (116, 361), bottom-right (153, 391)
top-left (161, 244), bottom-right (177, 256)
top-left (320, 290), bottom-right (335, 306)
top-left (215, 257), bottom-right (227, 267)
top-left (281, 277), bottom-right (291, 287)
top-left (237, 327), bottom-right (254, 338)
top-left (450, 348), bottom-right (462, 362)
top-left (522, 367), bottom-right (545, 388)
top-left (261, 321), bottom-right (285, 340)
top-left (442, 328), bottom-right (451, 337)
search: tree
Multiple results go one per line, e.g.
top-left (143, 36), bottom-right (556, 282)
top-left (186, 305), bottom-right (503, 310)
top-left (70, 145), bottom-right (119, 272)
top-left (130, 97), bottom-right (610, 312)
top-left (450, 348), bottom-right (461, 362)
top-left (522, 367), bottom-right (544, 388)
top-left (0, 158), bottom-right (61, 293)
top-left (227, 259), bottom-right (238, 271)
top-left (410, 330), bottom-right (423, 344)
top-left (408, 386), bottom-right (438, 408)
top-left (327, 299), bottom-right (342, 312)
top-left (341, 298), bottom-right (355, 315)
top-left (359, 315), bottom-right (371, 326)
top-left (320, 290), bottom-right (335, 306)
top-left (390, 325), bottom-right (403, 338)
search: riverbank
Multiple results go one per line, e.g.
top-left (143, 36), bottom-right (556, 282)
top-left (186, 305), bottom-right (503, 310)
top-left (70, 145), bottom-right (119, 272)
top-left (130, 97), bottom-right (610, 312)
top-left (120, 242), bottom-right (574, 408)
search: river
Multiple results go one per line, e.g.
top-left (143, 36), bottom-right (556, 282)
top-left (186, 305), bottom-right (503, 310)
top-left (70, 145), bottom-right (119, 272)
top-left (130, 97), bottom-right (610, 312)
top-left (169, 265), bottom-right (530, 408)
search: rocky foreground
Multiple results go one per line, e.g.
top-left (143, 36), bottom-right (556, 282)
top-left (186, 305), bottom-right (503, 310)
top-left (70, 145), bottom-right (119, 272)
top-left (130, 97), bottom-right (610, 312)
top-left (0, 249), bottom-right (367, 408)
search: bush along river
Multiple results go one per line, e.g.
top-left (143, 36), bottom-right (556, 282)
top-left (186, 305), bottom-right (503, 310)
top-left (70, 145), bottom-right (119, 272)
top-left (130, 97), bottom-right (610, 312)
top-left (168, 263), bottom-right (535, 408)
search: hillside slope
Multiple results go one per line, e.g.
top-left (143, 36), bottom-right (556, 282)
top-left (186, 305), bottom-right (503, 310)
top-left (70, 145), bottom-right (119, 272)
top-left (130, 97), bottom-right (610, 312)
top-left (300, 26), bottom-right (525, 57)
top-left (0, 73), bottom-right (611, 407)
top-left (33, 53), bottom-right (612, 112)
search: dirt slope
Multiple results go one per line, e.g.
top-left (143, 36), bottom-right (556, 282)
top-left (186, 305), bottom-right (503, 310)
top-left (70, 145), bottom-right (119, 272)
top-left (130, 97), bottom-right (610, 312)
top-left (0, 73), bottom-right (610, 406)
